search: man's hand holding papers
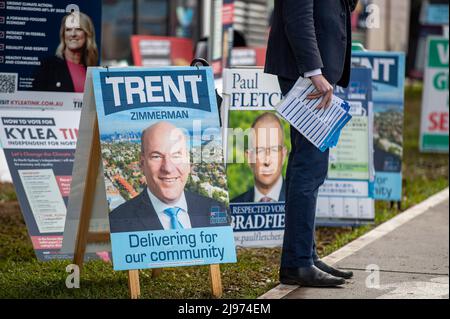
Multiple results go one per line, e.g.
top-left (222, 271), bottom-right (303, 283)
top-left (275, 77), bottom-right (352, 152)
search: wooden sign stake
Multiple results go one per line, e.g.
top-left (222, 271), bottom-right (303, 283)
top-left (210, 264), bottom-right (223, 298)
top-left (128, 270), bottom-right (141, 299)
top-left (152, 268), bottom-right (163, 278)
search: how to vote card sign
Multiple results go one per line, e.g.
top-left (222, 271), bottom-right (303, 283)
top-left (316, 67), bottom-right (375, 224)
top-left (352, 52), bottom-right (405, 201)
top-left (420, 37), bottom-right (449, 153)
top-left (328, 69), bottom-right (374, 181)
top-left (223, 68), bottom-right (287, 247)
top-left (0, 110), bottom-right (79, 260)
top-left (91, 67), bottom-right (236, 270)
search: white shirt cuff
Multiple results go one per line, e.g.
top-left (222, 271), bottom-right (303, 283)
top-left (304, 69), bottom-right (322, 78)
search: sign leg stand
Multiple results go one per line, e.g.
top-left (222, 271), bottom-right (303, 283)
top-left (152, 268), bottom-right (163, 278)
top-left (128, 270), bottom-right (141, 299)
top-left (209, 264), bottom-right (223, 298)
top-left (73, 119), bottom-right (101, 270)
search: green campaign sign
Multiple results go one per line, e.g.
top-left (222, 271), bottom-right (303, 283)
top-left (420, 36), bottom-right (449, 153)
top-left (428, 39), bottom-right (449, 68)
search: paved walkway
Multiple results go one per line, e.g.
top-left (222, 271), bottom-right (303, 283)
top-left (260, 188), bottom-right (449, 299)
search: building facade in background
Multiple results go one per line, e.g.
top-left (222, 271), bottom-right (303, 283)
top-left (100, 0), bottom-right (273, 66)
top-left (102, 0), bottom-right (200, 64)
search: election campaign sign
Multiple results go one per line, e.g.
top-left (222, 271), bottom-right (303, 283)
top-left (223, 68), bottom-right (287, 248)
top-left (352, 51), bottom-right (405, 201)
top-left (420, 37), bottom-right (449, 153)
top-left (0, 0), bottom-right (101, 99)
top-left (131, 35), bottom-right (193, 68)
top-left (316, 67), bottom-right (375, 224)
top-left (0, 109), bottom-right (80, 260)
top-left (0, 0), bottom-right (102, 261)
top-left (65, 66), bottom-right (237, 272)
top-left (224, 68), bottom-right (375, 248)
top-left (230, 47), bottom-right (267, 67)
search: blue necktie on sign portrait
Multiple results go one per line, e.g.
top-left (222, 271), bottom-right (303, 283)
top-left (164, 207), bottom-right (184, 229)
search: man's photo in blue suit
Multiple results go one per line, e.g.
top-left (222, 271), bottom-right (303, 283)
top-left (109, 121), bottom-right (228, 233)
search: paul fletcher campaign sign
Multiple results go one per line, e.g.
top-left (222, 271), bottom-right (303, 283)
top-left (223, 68), bottom-right (287, 248)
top-left (67, 66), bottom-right (236, 270)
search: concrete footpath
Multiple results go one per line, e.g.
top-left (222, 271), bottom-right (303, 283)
top-left (260, 188), bottom-right (449, 299)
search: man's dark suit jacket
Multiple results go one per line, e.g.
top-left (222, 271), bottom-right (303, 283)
top-left (265, 0), bottom-right (358, 87)
top-left (32, 56), bottom-right (81, 92)
top-left (231, 179), bottom-right (286, 203)
top-left (109, 189), bottom-right (229, 233)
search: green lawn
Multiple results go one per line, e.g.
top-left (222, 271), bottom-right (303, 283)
top-left (0, 85), bottom-right (448, 299)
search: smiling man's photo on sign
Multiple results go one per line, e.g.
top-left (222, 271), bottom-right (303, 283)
top-left (109, 121), bottom-right (228, 232)
top-left (89, 66), bottom-right (236, 271)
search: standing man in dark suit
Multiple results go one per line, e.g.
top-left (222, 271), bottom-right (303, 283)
top-left (265, 0), bottom-right (358, 287)
top-left (109, 121), bottom-right (228, 233)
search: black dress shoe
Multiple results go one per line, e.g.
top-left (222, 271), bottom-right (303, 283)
top-left (279, 265), bottom-right (346, 287)
top-left (314, 259), bottom-right (353, 279)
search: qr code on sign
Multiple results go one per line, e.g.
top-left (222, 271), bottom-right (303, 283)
top-left (0, 73), bottom-right (18, 93)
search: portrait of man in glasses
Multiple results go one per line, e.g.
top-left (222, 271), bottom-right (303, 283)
top-left (231, 112), bottom-right (288, 203)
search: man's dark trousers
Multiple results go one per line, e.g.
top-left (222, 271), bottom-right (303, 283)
top-left (278, 77), bottom-right (328, 268)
